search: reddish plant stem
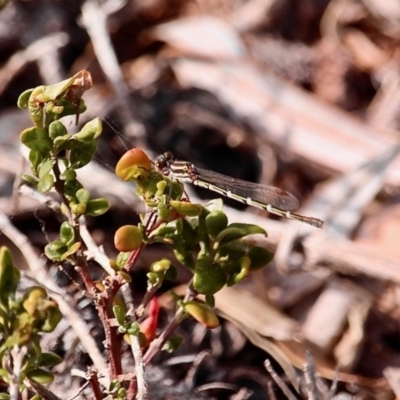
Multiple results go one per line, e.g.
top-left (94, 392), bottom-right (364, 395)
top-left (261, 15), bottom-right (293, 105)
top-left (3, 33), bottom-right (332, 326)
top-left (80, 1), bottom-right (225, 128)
top-left (88, 369), bottom-right (103, 400)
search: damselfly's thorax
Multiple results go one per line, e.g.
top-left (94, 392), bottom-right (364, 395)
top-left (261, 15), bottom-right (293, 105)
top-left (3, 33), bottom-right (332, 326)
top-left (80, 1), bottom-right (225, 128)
top-left (155, 152), bottom-right (199, 182)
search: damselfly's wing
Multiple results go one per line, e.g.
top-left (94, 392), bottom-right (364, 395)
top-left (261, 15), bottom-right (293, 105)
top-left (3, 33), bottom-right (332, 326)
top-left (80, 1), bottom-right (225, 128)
top-left (194, 167), bottom-right (300, 211)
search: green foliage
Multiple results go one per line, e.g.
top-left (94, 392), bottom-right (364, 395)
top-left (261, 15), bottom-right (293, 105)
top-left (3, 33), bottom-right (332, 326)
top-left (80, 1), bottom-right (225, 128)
top-left (0, 247), bottom-right (62, 394)
top-left (18, 73), bottom-right (113, 264)
top-left (112, 305), bottom-right (140, 335)
top-left (17, 73), bottom-right (110, 220)
top-left (15, 71), bottom-right (276, 397)
top-left (114, 144), bottom-right (274, 302)
top-left (162, 334), bottom-right (184, 353)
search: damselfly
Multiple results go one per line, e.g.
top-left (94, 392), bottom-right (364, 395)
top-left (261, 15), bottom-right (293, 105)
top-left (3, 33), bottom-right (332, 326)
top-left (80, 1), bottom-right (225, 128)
top-left (155, 152), bottom-right (324, 228)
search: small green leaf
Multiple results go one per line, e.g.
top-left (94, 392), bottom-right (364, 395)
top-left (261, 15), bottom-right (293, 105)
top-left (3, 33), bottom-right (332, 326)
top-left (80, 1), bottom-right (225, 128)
top-left (169, 200), bottom-right (202, 217)
top-left (115, 252), bottom-right (130, 270)
top-left (17, 88), bottom-right (34, 109)
top-left (22, 174), bottom-right (39, 185)
top-left (205, 210), bottom-right (228, 239)
top-left (74, 118), bottom-right (102, 141)
top-left (85, 198), bottom-right (110, 216)
top-left (113, 305), bottom-right (126, 326)
top-left (64, 179), bottom-right (83, 200)
top-left (70, 202), bottom-right (86, 215)
top-left (49, 120), bottom-right (67, 140)
top-left (41, 304), bottom-right (62, 332)
top-left (205, 294), bottom-right (215, 307)
top-left (0, 247), bottom-right (20, 305)
top-left (39, 75), bottom-right (78, 101)
top-left (70, 141), bottom-right (97, 169)
top-left (183, 301), bottom-right (219, 328)
top-left (117, 270), bottom-right (131, 282)
top-left (20, 127), bottom-right (52, 152)
top-left (59, 168), bottom-right (76, 181)
top-left (118, 326), bottom-right (127, 334)
top-left (247, 246), bottom-right (274, 270)
top-left (150, 259), bottom-right (171, 272)
top-left (193, 257), bottom-right (226, 295)
top-left (38, 159), bottom-right (55, 178)
top-left (157, 201), bottom-right (171, 221)
top-left (179, 219), bottom-right (197, 250)
top-left (147, 271), bottom-right (163, 287)
top-left (226, 223), bottom-right (266, 236)
top-left (60, 221), bottom-right (75, 244)
top-left (60, 242), bottom-right (81, 261)
top-left (0, 368), bottom-right (10, 385)
top-left (44, 241), bottom-right (68, 261)
top-left (216, 223), bottom-right (266, 247)
top-left (228, 256), bottom-right (251, 285)
top-left (126, 322), bottom-right (140, 336)
top-left (39, 352), bottom-right (62, 367)
top-left (26, 368), bottom-right (54, 384)
top-left (76, 188), bottom-right (90, 205)
top-left (215, 227), bottom-right (247, 247)
top-left (162, 334), bottom-right (183, 353)
top-left (37, 173), bottom-right (54, 193)
top-left (172, 248), bottom-right (195, 270)
top-left (28, 86), bottom-right (45, 127)
top-left (29, 150), bottom-right (46, 174)
top-left (217, 240), bottom-right (247, 260)
top-left (53, 133), bottom-right (72, 148)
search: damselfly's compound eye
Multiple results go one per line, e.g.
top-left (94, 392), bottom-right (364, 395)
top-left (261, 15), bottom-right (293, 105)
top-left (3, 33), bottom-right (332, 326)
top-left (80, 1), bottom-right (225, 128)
top-left (155, 152), bottom-right (175, 175)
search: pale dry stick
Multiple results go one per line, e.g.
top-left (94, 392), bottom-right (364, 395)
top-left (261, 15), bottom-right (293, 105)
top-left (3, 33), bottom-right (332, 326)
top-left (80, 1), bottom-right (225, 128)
top-left (0, 212), bottom-right (110, 387)
top-left (195, 382), bottom-right (246, 397)
top-left (229, 387), bottom-right (253, 400)
top-left (8, 346), bottom-right (27, 400)
top-left (326, 368), bottom-right (340, 400)
top-left (303, 350), bottom-right (318, 400)
top-left (367, 64), bottom-right (400, 130)
top-left (80, 0), bottom-right (145, 145)
top-left (19, 184), bottom-right (61, 213)
top-left (184, 351), bottom-right (210, 389)
top-left (120, 283), bottom-right (149, 400)
top-left (264, 359), bottom-right (298, 400)
top-left (79, 217), bottom-right (116, 276)
top-left (34, 31), bottom-right (66, 86)
top-left (0, 32), bottom-right (69, 95)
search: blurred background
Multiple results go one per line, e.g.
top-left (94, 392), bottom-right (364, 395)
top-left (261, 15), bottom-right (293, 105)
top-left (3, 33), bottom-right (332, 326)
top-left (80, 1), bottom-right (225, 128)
top-left (1, 0), bottom-right (400, 398)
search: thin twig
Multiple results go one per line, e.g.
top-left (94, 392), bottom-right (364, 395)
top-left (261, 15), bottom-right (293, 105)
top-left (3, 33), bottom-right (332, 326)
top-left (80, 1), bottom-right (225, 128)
top-left (120, 283), bottom-right (149, 400)
top-left (0, 32), bottom-right (69, 95)
top-left (80, 0), bottom-right (145, 145)
top-left (79, 216), bottom-right (115, 276)
top-left (303, 350), bottom-right (318, 400)
top-left (0, 212), bottom-right (109, 387)
top-left (264, 359), bottom-right (297, 400)
top-left (8, 346), bottom-right (27, 400)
